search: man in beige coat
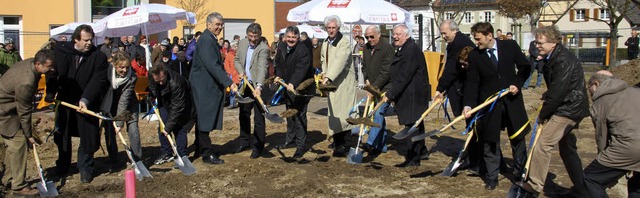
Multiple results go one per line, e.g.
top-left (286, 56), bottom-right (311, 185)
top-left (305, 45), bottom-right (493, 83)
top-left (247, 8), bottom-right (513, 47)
top-left (584, 71), bottom-right (640, 197)
top-left (320, 15), bottom-right (357, 157)
top-left (0, 49), bottom-right (55, 196)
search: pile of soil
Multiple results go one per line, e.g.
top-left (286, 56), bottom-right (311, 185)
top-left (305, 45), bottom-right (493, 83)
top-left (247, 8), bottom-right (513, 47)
top-left (610, 59), bottom-right (640, 86)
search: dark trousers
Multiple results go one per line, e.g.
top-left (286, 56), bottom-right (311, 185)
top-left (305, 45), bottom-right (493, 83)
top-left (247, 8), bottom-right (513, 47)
top-left (157, 107), bottom-right (188, 157)
top-left (196, 130), bottom-right (213, 156)
top-left (238, 88), bottom-right (266, 151)
top-left (629, 51), bottom-right (639, 60)
top-left (584, 160), bottom-right (640, 198)
top-left (405, 122), bottom-right (426, 162)
top-left (480, 106), bottom-right (527, 181)
top-left (285, 95), bottom-right (311, 150)
top-left (448, 93), bottom-right (481, 169)
top-left (54, 132), bottom-right (94, 175)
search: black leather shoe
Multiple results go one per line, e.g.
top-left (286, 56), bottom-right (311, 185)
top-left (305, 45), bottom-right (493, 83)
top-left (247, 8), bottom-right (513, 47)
top-left (202, 154), bottom-right (225, 164)
top-left (484, 179), bottom-right (498, 190)
top-left (250, 149), bottom-right (262, 159)
top-left (394, 160), bottom-right (420, 168)
top-left (235, 145), bottom-right (250, 153)
top-left (332, 146), bottom-right (349, 157)
top-left (80, 172), bottom-right (93, 183)
top-left (327, 142), bottom-right (335, 149)
top-left (420, 152), bottom-right (430, 160)
top-left (293, 149), bottom-right (305, 159)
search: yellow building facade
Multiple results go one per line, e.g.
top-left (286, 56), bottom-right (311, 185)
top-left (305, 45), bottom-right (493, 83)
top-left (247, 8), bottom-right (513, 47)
top-left (160, 0), bottom-right (275, 44)
top-left (0, 0), bottom-right (75, 58)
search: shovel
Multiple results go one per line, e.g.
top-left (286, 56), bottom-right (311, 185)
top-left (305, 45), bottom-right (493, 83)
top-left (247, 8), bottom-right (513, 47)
top-left (347, 96), bottom-right (372, 164)
top-left (275, 79), bottom-right (300, 96)
top-left (441, 130), bottom-right (475, 176)
top-left (233, 91), bottom-right (255, 104)
top-left (153, 107), bottom-right (197, 176)
top-left (507, 124), bottom-right (544, 198)
top-left (410, 89), bottom-right (511, 142)
top-left (59, 101), bottom-right (116, 121)
top-left (393, 98), bottom-right (444, 140)
top-left (243, 77), bottom-right (284, 123)
top-left (296, 78), bottom-right (316, 92)
top-left (113, 122), bottom-right (152, 181)
top-left (346, 100), bottom-right (386, 128)
top-left (32, 144), bottom-right (59, 197)
top-left (363, 84), bottom-right (382, 98)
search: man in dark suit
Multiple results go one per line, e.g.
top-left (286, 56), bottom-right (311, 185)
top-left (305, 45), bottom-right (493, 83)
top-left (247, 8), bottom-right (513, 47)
top-left (46, 25), bottom-right (109, 183)
top-left (361, 25), bottom-right (394, 158)
top-left (382, 24), bottom-right (430, 167)
top-left (463, 22), bottom-right (531, 190)
top-left (434, 19), bottom-right (479, 171)
top-left (274, 26), bottom-right (315, 158)
top-left (189, 12), bottom-right (238, 164)
top-left (233, 23), bottom-right (269, 159)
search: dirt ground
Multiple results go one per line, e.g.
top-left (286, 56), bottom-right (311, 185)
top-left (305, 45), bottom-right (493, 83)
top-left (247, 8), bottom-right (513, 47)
top-left (0, 79), bottom-right (630, 197)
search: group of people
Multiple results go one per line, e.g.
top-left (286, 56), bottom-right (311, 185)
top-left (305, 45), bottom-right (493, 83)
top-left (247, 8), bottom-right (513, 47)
top-left (436, 19), bottom-right (639, 197)
top-left (0, 11), bottom-right (638, 197)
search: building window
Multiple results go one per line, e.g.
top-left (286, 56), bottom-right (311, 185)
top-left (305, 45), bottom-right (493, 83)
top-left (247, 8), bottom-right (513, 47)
top-left (445, 12), bottom-right (454, 20)
top-left (575, 9), bottom-right (586, 20)
top-left (484, 11), bottom-right (493, 23)
top-left (599, 9), bottom-right (610, 20)
top-left (568, 37), bottom-right (578, 46)
top-left (183, 26), bottom-right (195, 40)
top-left (463, 12), bottom-right (472, 24)
top-left (0, 16), bottom-right (22, 57)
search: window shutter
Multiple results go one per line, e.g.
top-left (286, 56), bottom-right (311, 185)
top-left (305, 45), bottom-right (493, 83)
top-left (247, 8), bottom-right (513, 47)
top-left (585, 9), bottom-right (590, 21)
top-left (596, 37), bottom-right (602, 46)
top-left (594, 8), bottom-right (599, 19)
top-left (570, 10), bottom-right (575, 21)
top-left (579, 37), bottom-right (583, 47)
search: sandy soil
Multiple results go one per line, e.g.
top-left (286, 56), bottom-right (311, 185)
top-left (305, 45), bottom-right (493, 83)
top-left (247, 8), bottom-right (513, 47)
top-left (0, 84), bottom-right (629, 198)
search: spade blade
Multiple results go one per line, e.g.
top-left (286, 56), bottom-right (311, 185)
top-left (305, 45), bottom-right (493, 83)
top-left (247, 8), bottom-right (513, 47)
top-left (174, 156), bottom-right (197, 176)
top-left (393, 126), bottom-right (418, 139)
top-left (265, 112), bottom-right (284, 123)
top-left (235, 92), bottom-right (255, 104)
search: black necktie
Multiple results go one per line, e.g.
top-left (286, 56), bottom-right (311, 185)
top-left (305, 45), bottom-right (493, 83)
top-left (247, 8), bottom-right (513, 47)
top-left (488, 48), bottom-right (498, 67)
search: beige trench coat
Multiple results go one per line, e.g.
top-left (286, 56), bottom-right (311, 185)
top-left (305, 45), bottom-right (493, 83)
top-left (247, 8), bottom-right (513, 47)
top-left (321, 33), bottom-right (357, 136)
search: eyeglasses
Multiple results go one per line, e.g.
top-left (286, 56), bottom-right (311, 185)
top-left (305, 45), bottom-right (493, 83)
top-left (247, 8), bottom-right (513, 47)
top-left (365, 35), bottom-right (375, 39)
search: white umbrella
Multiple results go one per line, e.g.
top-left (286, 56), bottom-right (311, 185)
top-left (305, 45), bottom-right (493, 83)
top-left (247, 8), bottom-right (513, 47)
top-left (279, 24), bottom-right (328, 39)
top-left (287, 0), bottom-right (411, 25)
top-left (50, 22), bottom-right (94, 37)
top-left (94, 3), bottom-right (196, 37)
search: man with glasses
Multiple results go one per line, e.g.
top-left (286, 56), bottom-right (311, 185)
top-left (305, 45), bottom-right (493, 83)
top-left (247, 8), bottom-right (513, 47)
top-left (233, 23), bottom-right (269, 159)
top-left (361, 25), bottom-right (394, 159)
top-left (514, 25), bottom-right (590, 197)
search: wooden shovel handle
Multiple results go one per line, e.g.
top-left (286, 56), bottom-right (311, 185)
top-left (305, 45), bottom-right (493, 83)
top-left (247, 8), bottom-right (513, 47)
top-left (438, 90), bottom-right (510, 132)
top-left (523, 124), bottom-right (543, 179)
top-left (113, 122), bottom-right (130, 148)
top-left (59, 101), bottom-right (106, 120)
top-left (243, 77), bottom-right (268, 108)
top-left (152, 107), bottom-right (180, 155)
top-left (357, 96), bottom-right (372, 136)
top-left (276, 79), bottom-right (299, 95)
top-left (411, 97), bottom-right (444, 128)
top-left (32, 144), bottom-right (42, 168)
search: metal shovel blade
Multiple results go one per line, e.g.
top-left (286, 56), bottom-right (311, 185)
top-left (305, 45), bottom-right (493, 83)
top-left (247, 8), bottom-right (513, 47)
top-left (174, 156), bottom-right (197, 176)
top-left (36, 181), bottom-right (59, 197)
top-left (441, 157), bottom-right (463, 177)
top-left (265, 112), bottom-right (284, 123)
top-left (235, 92), bottom-right (255, 104)
top-left (506, 183), bottom-right (528, 198)
top-left (133, 161), bottom-right (153, 180)
top-left (411, 129), bottom-right (442, 142)
top-left (393, 126), bottom-right (418, 139)
top-left (347, 147), bottom-right (364, 164)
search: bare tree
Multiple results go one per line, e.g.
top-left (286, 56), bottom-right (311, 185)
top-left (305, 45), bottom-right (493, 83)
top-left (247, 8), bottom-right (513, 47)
top-left (432, 0), bottom-right (473, 27)
top-left (589, 0), bottom-right (637, 65)
top-left (177, 0), bottom-right (210, 27)
top-left (497, 0), bottom-right (543, 31)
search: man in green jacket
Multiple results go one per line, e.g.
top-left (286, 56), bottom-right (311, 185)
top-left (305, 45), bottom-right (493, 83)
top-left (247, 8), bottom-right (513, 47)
top-left (0, 38), bottom-right (23, 76)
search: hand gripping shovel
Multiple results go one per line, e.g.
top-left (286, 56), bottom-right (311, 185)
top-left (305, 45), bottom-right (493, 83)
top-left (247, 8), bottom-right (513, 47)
top-left (347, 96), bottom-right (372, 164)
top-left (32, 144), bottom-right (59, 197)
top-left (113, 122), bottom-right (152, 181)
top-left (244, 77), bottom-right (284, 123)
top-left (275, 79), bottom-right (300, 96)
top-left (441, 129), bottom-right (475, 176)
top-left (393, 98), bottom-right (444, 140)
top-left (234, 80), bottom-right (255, 104)
top-left (153, 107), bottom-right (196, 176)
top-left (410, 89), bottom-right (511, 142)
top-left (507, 124), bottom-right (544, 198)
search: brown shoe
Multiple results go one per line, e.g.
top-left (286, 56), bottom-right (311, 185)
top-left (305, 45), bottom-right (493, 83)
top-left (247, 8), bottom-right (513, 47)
top-left (13, 187), bottom-right (38, 196)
